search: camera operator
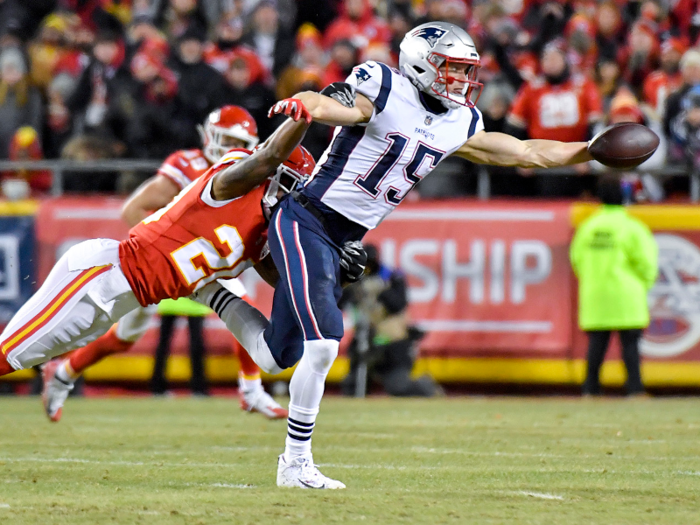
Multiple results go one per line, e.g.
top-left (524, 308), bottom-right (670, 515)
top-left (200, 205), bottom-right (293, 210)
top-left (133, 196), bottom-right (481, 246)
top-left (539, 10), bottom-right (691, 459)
top-left (341, 245), bottom-right (441, 397)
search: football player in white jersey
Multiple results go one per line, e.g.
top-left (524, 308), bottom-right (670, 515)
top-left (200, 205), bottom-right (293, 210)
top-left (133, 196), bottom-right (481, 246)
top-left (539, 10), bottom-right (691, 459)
top-left (195, 21), bottom-right (594, 489)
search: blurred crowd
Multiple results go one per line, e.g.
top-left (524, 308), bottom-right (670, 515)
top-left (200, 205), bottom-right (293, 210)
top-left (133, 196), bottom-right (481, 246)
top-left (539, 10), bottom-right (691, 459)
top-left (0, 0), bottom-right (698, 198)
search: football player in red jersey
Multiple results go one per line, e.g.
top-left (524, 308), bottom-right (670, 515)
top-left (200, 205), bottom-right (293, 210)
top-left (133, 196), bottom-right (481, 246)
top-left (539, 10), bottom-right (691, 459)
top-left (39, 105), bottom-right (286, 422)
top-left (0, 111), bottom-right (313, 409)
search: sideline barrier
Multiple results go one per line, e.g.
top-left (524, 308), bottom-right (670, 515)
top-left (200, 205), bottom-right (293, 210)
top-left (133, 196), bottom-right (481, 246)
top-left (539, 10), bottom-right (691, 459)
top-left (2, 197), bottom-right (700, 386)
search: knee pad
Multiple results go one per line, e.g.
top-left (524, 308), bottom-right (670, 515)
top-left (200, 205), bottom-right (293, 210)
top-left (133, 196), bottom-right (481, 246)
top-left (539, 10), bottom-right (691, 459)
top-left (304, 339), bottom-right (339, 374)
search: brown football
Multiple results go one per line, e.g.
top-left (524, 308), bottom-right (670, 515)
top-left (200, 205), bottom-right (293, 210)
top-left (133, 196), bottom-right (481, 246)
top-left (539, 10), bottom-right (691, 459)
top-left (587, 122), bottom-right (660, 170)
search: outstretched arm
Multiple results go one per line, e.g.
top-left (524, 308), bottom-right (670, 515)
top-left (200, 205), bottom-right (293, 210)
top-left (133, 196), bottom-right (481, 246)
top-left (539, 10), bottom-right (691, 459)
top-left (454, 130), bottom-right (592, 168)
top-left (121, 175), bottom-right (181, 227)
top-left (211, 116), bottom-right (310, 200)
top-left (293, 91), bottom-right (374, 127)
top-left (254, 255), bottom-right (280, 287)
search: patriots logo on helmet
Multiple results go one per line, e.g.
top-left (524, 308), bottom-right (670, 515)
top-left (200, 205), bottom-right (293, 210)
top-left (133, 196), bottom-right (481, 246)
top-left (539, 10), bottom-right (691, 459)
top-left (354, 67), bottom-right (371, 85)
top-left (413, 27), bottom-right (447, 48)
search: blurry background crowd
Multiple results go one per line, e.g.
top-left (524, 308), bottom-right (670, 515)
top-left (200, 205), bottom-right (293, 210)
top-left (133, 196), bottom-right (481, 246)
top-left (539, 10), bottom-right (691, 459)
top-left (0, 0), bottom-right (699, 198)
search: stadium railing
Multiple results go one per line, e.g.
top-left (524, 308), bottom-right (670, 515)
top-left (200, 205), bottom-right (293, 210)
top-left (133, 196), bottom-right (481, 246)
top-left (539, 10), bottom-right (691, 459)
top-left (0, 159), bottom-right (697, 202)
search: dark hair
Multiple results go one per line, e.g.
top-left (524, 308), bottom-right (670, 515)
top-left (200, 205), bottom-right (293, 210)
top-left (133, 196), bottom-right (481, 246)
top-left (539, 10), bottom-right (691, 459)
top-left (597, 174), bottom-right (624, 205)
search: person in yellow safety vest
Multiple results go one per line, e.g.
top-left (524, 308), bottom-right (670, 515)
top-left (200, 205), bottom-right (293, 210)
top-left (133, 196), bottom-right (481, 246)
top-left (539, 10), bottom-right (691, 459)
top-left (570, 175), bottom-right (658, 396)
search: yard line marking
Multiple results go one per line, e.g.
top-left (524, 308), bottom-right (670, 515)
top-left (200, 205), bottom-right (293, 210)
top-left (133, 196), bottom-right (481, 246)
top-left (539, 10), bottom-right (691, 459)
top-left (209, 483), bottom-right (256, 489)
top-left (0, 504), bottom-right (10, 509)
top-left (677, 471), bottom-right (700, 476)
top-left (515, 491), bottom-right (564, 501)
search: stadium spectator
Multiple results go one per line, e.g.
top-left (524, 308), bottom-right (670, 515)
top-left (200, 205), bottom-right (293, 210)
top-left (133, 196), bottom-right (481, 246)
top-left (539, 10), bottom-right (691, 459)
top-left (2, 126), bottom-right (51, 196)
top-left (323, 0), bottom-right (391, 52)
top-left (169, 23), bottom-right (226, 147)
top-left (595, 0), bottom-right (625, 61)
top-left (670, 85), bottom-right (700, 171)
top-left (223, 56), bottom-right (277, 139)
top-left (643, 37), bottom-right (685, 120)
top-left (204, 17), bottom-right (268, 85)
top-left (322, 38), bottom-right (358, 86)
top-left (0, 47), bottom-right (43, 159)
top-left (114, 46), bottom-right (180, 159)
top-left (241, 0), bottom-right (294, 78)
top-left (65, 28), bottom-right (130, 142)
top-left (45, 72), bottom-right (77, 157)
top-left (663, 49), bottom-right (700, 143)
top-left (594, 56), bottom-right (623, 111)
top-left (619, 19), bottom-right (660, 97)
top-left (570, 175), bottom-right (658, 396)
top-left (276, 23), bottom-right (326, 100)
top-left (505, 40), bottom-right (602, 196)
top-left (27, 14), bottom-right (71, 93)
top-left (341, 245), bottom-right (441, 398)
top-left (153, 0), bottom-right (208, 41)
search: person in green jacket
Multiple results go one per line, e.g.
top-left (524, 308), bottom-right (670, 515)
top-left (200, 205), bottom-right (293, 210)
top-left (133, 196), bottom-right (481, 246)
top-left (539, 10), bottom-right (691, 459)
top-left (570, 175), bottom-right (658, 396)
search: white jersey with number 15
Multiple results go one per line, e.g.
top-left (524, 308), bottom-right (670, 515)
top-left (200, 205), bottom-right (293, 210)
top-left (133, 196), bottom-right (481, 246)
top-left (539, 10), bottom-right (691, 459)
top-left (301, 60), bottom-right (484, 230)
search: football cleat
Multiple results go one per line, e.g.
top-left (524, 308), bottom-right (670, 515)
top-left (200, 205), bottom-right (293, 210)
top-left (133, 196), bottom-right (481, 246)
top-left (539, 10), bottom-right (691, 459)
top-left (41, 360), bottom-right (73, 422)
top-left (240, 389), bottom-right (288, 419)
top-left (276, 454), bottom-right (346, 489)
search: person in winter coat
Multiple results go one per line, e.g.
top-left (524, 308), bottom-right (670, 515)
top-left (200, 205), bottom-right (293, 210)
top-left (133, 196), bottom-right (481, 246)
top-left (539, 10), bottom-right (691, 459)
top-left (570, 175), bottom-right (658, 396)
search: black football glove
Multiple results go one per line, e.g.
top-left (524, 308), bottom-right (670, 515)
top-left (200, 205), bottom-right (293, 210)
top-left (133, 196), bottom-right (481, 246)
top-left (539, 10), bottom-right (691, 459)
top-left (339, 240), bottom-right (367, 284)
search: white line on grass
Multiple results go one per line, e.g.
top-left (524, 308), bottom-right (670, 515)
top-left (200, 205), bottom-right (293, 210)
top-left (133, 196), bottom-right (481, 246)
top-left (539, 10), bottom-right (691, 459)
top-left (515, 491), bottom-right (564, 501)
top-left (0, 504), bottom-right (10, 508)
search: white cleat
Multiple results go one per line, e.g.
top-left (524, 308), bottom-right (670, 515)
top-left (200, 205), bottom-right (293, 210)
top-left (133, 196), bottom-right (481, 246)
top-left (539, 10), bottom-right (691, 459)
top-left (276, 454), bottom-right (346, 489)
top-left (41, 360), bottom-right (74, 422)
top-left (240, 389), bottom-right (288, 420)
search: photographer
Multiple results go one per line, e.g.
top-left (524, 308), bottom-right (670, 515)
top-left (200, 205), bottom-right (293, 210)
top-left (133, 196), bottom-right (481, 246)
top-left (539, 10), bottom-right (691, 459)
top-left (341, 245), bottom-right (441, 397)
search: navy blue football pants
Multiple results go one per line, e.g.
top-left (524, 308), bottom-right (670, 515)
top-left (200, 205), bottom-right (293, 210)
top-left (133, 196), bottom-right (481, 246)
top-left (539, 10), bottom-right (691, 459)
top-left (263, 199), bottom-right (345, 369)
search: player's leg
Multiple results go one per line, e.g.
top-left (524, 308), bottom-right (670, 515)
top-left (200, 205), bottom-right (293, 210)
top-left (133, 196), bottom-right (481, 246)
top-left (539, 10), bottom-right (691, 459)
top-left (43, 305), bottom-right (157, 422)
top-left (1, 239), bottom-right (136, 374)
top-left (266, 208), bottom-right (345, 489)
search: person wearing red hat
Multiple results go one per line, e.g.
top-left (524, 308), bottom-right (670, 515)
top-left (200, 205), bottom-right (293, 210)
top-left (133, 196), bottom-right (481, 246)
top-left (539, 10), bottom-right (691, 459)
top-left (643, 38), bottom-right (686, 119)
top-left (323, 0), bottom-right (391, 52)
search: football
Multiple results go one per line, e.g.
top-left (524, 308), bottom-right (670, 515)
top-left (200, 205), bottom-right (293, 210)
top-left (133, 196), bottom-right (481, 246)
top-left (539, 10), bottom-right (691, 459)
top-left (587, 122), bottom-right (660, 170)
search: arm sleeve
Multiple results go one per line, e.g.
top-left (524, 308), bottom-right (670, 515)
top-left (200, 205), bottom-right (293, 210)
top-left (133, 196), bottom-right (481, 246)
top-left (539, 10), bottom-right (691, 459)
top-left (156, 152), bottom-right (191, 190)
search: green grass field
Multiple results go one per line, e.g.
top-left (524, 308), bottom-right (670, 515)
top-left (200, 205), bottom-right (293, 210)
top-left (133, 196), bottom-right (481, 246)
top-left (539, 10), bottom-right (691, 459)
top-left (1, 395), bottom-right (699, 524)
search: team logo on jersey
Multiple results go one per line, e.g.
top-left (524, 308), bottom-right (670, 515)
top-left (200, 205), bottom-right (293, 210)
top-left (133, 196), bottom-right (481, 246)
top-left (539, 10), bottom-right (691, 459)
top-left (354, 67), bottom-right (371, 85)
top-left (641, 234), bottom-right (700, 358)
top-left (424, 115), bottom-right (433, 125)
top-left (412, 27), bottom-right (447, 48)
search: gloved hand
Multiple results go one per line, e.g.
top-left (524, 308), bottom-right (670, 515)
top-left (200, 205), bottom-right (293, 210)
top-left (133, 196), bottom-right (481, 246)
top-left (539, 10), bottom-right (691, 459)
top-left (339, 240), bottom-right (367, 284)
top-left (268, 98), bottom-right (313, 124)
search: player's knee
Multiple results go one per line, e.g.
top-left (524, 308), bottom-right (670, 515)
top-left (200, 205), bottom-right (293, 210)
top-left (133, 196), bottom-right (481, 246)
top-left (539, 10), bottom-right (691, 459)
top-left (304, 339), bottom-right (339, 374)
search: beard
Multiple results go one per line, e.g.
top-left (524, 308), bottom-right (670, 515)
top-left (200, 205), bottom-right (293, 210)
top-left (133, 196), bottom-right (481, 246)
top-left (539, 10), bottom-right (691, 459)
top-left (544, 66), bottom-right (570, 85)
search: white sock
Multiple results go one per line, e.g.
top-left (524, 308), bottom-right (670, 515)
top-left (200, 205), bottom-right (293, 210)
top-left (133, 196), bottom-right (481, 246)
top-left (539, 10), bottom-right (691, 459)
top-left (195, 282), bottom-right (282, 374)
top-left (284, 339), bottom-right (339, 461)
top-left (239, 374), bottom-right (262, 394)
top-left (56, 361), bottom-right (77, 385)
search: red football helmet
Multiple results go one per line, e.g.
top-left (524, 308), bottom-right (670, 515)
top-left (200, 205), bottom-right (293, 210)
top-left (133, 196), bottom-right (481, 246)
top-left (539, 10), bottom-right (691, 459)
top-left (263, 145), bottom-right (316, 209)
top-left (199, 105), bottom-right (259, 163)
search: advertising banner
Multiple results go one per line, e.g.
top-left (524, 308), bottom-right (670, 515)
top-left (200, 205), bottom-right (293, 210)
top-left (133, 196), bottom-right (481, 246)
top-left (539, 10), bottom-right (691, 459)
top-left (363, 201), bottom-right (574, 358)
top-left (0, 202), bottom-right (38, 324)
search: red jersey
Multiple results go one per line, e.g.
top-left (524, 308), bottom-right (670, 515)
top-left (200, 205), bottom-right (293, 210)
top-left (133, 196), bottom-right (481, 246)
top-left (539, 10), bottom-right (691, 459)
top-left (508, 75), bottom-right (603, 142)
top-left (157, 149), bottom-right (211, 190)
top-left (643, 70), bottom-right (682, 117)
top-left (119, 150), bottom-right (269, 307)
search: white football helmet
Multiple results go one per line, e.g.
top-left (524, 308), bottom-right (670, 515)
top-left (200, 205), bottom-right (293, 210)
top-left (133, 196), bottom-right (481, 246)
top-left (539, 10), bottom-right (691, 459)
top-left (399, 22), bottom-right (483, 109)
top-left (198, 105), bottom-right (259, 163)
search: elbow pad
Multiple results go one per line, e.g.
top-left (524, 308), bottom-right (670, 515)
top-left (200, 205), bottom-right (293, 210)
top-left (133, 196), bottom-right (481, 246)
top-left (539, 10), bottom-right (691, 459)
top-left (320, 82), bottom-right (357, 108)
